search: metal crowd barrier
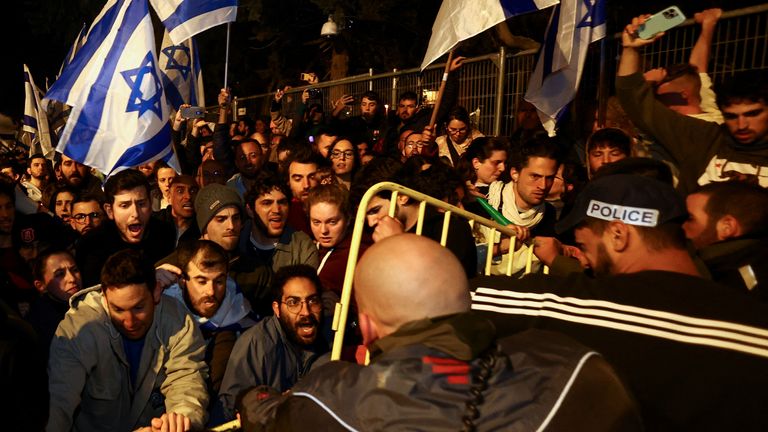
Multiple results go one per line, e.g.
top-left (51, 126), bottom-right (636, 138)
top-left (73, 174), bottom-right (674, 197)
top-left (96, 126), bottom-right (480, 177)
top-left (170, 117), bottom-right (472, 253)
top-left (215, 4), bottom-right (768, 140)
top-left (330, 181), bottom-right (546, 361)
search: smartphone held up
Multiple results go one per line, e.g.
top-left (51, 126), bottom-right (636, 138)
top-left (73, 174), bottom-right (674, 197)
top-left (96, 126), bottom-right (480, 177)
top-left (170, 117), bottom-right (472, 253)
top-left (638, 6), bottom-right (686, 39)
top-left (180, 106), bottom-right (205, 119)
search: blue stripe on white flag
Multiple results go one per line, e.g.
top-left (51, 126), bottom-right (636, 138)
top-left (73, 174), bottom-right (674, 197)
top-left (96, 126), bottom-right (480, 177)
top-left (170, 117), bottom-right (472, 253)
top-left (47, 0), bottom-right (125, 104)
top-left (151, 0), bottom-right (237, 44)
top-left (63, 0), bottom-right (147, 163)
top-left (161, 0), bottom-right (237, 33)
top-left (524, 0), bottom-right (605, 136)
top-left (500, 0), bottom-right (544, 17)
top-left (110, 123), bottom-right (172, 171)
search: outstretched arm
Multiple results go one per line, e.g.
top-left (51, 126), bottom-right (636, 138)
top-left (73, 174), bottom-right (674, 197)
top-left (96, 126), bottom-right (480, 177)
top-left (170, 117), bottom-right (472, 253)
top-left (617, 15), bottom-right (663, 77)
top-left (689, 9), bottom-right (722, 74)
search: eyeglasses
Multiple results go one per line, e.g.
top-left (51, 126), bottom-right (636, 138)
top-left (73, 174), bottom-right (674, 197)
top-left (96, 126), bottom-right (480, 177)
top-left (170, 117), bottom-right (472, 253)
top-left (405, 141), bottom-right (428, 150)
top-left (330, 150), bottom-right (354, 160)
top-left (281, 296), bottom-right (322, 313)
top-left (72, 212), bottom-right (102, 223)
top-left (447, 127), bottom-right (467, 134)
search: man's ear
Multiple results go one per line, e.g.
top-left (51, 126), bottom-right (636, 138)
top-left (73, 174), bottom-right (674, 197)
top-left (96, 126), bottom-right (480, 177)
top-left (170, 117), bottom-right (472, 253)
top-left (272, 300), bottom-right (280, 318)
top-left (607, 221), bottom-right (630, 252)
top-left (358, 311), bottom-right (380, 347)
top-left (716, 215), bottom-right (742, 240)
top-left (33, 280), bottom-right (45, 293)
top-left (396, 194), bottom-right (410, 207)
top-left (104, 203), bottom-right (114, 220)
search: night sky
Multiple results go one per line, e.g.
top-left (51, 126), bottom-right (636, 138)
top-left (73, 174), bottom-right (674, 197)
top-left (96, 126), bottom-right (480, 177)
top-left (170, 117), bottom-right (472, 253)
top-left (2, 0), bottom-right (758, 119)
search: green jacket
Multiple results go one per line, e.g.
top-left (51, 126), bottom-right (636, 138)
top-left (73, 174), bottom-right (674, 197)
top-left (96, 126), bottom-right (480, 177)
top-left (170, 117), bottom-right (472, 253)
top-left (48, 286), bottom-right (209, 432)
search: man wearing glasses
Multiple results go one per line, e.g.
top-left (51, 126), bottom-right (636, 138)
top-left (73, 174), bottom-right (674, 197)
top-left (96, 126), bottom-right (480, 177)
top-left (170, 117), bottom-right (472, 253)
top-left (69, 194), bottom-right (105, 236)
top-left (218, 264), bottom-right (328, 421)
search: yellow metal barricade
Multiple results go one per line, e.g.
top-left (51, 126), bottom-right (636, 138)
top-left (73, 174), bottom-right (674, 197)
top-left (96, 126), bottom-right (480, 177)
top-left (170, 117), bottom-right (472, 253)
top-left (330, 181), bottom-right (546, 361)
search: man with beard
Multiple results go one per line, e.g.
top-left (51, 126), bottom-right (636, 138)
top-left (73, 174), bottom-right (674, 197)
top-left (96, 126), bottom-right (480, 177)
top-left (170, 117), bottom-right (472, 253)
top-left (329, 91), bottom-right (386, 148)
top-left (381, 57), bottom-right (465, 156)
top-left (153, 175), bottom-right (200, 247)
top-left (69, 193), bottom-right (105, 237)
top-left (239, 174), bottom-right (318, 296)
top-left (683, 181), bottom-right (768, 302)
top-left (227, 138), bottom-right (265, 197)
top-left (237, 235), bottom-right (641, 431)
top-left (76, 169), bottom-right (176, 286)
top-left (21, 154), bottom-right (48, 204)
top-left (285, 148), bottom-right (323, 236)
top-left (163, 240), bottom-right (257, 401)
top-left (58, 153), bottom-right (101, 195)
top-left (218, 264), bottom-right (328, 421)
top-left (470, 174), bottom-right (768, 430)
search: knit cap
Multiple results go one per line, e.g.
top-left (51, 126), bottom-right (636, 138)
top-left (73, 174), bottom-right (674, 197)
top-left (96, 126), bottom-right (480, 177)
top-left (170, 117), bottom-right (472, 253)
top-left (194, 184), bottom-right (243, 232)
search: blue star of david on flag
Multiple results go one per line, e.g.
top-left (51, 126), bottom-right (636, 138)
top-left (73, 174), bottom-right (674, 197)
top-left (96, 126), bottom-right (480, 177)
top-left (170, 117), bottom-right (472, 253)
top-left (161, 44), bottom-right (191, 80)
top-left (121, 52), bottom-right (164, 118)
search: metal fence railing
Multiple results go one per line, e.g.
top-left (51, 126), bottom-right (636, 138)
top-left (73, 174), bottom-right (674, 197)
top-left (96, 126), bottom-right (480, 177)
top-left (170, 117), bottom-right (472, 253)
top-left (217, 4), bottom-right (768, 139)
top-left (329, 181), bottom-right (545, 361)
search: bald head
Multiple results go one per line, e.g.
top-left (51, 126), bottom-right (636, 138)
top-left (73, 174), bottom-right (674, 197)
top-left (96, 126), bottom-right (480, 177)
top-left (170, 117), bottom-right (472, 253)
top-left (354, 234), bottom-right (470, 337)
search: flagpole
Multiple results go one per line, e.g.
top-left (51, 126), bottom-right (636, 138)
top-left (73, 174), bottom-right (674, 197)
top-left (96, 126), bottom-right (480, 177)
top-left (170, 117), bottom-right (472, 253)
top-left (428, 50), bottom-right (454, 129)
top-left (223, 22), bottom-right (231, 89)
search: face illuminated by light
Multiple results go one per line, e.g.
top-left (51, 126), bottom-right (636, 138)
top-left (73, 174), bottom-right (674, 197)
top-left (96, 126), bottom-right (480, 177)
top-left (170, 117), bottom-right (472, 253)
top-left (104, 283), bottom-right (155, 340)
top-left (288, 162), bottom-right (318, 203)
top-left (472, 150), bottom-right (506, 185)
top-left (397, 98), bottom-right (418, 122)
top-left (252, 188), bottom-right (289, 239)
top-left (512, 156), bottom-right (558, 210)
top-left (310, 201), bottom-right (348, 248)
top-left (181, 258), bottom-right (227, 318)
top-left (722, 101), bottom-right (768, 146)
top-left (105, 186), bottom-right (152, 244)
top-left (156, 167), bottom-right (177, 200)
top-left (61, 155), bottom-right (88, 187)
top-left (202, 207), bottom-right (242, 251)
top-left (35, 252), bottom-right (81, 302)
top-left (272, 277), bottom-right (322, 347)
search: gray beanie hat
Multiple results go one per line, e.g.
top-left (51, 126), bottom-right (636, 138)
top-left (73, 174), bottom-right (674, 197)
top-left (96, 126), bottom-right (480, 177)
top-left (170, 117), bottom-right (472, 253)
top-left (194, 184), bottom-right (243, 232)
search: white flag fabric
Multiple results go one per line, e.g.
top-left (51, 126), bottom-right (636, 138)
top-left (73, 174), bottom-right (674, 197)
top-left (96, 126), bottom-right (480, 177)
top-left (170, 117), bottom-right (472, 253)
top-left (57, 24), bottom-right (88, 80)
top-left (22, 65), bottom-right (54, 158)
top-left (45, 0), bottom-right (177, 175)
top-left (159, 31), bottom-right (205, 110)
top-left (150, 0), bottom-right (237, 44)
top-left (421, 0), bottom-right (559, 70)
top-left (525, 0), bottom-right (606, 136)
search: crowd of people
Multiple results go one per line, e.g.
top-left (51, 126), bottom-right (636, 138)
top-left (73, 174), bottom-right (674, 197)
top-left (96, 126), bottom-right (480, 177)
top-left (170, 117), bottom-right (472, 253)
top-left (2, 9), bottom-right (768, 431)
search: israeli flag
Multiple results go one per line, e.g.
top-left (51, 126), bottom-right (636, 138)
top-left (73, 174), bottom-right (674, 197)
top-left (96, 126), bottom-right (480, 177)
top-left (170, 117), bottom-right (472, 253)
top-left (150, 0), bottom-right (237, 44)
top-left (57, 24), bottom-right (88, 80)
top-left (45, 0), bottom-right (177, 175)
top-left (525, 0), bottom-right (606, 136)
top-left (159, 30), bottom-right (205, 110)
top-left (421, 0), bottom-right (559, 70)
top-left (22, 65), bottom-right (54, 158)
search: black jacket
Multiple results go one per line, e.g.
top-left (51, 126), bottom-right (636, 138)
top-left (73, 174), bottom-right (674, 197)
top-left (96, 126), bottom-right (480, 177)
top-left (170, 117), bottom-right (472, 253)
top-left (472, 271), bottom-right (768, 431)
top-left (76, 217), bottom-right (176, 287)
top-left (239, 313), bottom-right (641, 431)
